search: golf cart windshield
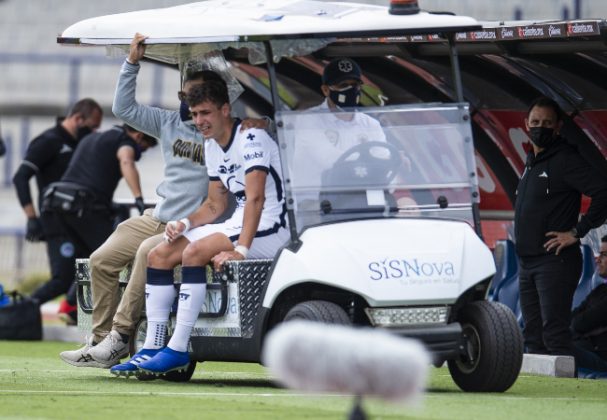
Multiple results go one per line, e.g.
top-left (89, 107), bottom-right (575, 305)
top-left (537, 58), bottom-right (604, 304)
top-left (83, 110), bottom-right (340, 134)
top-left (276, 103), bottom-right (478, 232)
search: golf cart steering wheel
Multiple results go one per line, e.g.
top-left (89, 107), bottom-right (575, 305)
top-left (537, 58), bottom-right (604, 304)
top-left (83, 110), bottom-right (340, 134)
top-left (328, 141), bottom-right (402, 186)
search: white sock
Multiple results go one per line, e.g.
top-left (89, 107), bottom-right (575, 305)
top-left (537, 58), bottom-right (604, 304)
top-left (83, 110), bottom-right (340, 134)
top-left (144, 284), bottom-right (176, 349)
top-left (167, 283), bottom-right (206, 352)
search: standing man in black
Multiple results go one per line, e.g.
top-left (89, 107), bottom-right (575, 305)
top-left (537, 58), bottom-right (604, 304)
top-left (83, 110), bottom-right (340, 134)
top-left (12, 98), bottom-right (103, 308)
top-left (48, 124), bottom-right (157, 257)
top-left (515, 96), bottom-right (607, 358)
top-left (44, 124), bottom-right (156, 323)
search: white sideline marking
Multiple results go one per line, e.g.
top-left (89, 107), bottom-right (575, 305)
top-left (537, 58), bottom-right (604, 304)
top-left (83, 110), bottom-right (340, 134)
top-left (0, 389), bottom-right (603, 402)
top-left (0, 389), bottom-right (344, 398)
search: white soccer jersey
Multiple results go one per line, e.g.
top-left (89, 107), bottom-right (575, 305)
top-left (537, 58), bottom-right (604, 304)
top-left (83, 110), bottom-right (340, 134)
top-left (205, 120), bottom-right (286, 231)
top-left (292, 99), bottom-right (387, 188)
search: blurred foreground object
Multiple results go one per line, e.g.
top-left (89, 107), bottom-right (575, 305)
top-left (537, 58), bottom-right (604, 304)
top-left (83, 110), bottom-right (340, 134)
top-left (263, 321), bottom-right (430, 419)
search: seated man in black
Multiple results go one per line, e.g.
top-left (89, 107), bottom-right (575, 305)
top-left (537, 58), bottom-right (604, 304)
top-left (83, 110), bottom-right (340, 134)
top-left (572, 235), bottom-right (607, 366)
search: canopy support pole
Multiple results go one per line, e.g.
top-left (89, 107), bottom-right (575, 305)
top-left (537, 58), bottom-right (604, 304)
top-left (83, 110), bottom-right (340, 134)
top-left (447, 33), bottom-right (483, 239)
top-left (263, 41), bottom-right (302, 250)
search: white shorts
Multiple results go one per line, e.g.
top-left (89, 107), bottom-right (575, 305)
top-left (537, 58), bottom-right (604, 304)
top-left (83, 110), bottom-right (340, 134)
top-left (183, 211), bottom-right (289, 259)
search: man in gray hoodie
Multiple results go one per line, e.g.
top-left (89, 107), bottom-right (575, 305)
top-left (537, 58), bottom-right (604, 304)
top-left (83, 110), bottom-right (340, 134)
top-left (60, 33), bottom-right (266, 368)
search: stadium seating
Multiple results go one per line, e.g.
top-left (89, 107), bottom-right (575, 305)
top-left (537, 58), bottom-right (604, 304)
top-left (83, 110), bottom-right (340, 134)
top-left (490, 241), bottom-right (600, 315)
top-left (571, 244), bottom-right (597, 310)
top-left (488, 239), bottom-right (520, 316)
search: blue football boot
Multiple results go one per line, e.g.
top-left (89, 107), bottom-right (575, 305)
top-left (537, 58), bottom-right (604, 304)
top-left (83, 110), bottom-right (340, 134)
top-left (137, 347), bottom-right (190, 375)
top-left (110, 348), bottom-right (163, 377)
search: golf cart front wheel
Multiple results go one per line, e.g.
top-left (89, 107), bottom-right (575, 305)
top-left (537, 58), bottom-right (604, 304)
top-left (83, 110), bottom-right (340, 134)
top-left (284, 300), bottom-right (351, 324)
top-left (448, 301), bottom-right (523, 392)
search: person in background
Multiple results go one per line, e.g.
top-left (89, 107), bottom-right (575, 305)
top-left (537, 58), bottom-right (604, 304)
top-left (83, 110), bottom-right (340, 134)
top-left (12, 98), bottom-right (102, 320)
top-left (572, 235), bottom-right (607, 367)
top-left (47, 124), bottom-right (156, 259)
top-left (293, 57), bottom-right (387, 188)
top-left (515, 96), bottom-right (607, 361)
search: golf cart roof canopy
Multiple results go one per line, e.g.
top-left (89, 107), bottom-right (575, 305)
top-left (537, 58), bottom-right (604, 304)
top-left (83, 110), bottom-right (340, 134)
top-left (57, 0), bottom-right (480, 64)
top-left (58, 0), bottom-right (480, 43)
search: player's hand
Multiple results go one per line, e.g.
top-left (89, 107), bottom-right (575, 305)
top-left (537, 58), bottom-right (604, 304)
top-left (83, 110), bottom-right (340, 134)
top-left (25, 217), bottom-right (45, 242)
top-left (240, 118), bottom-right (268, 131)
top-left (134, 197), bottom-right (145, 215)
top-left (164, 220), bottom-right (186, 243)
top-left (128, 33), bottom-right (148, 64)
top-left (211, 250), bottom-right (244, 271)
top-left (544, 230), bottom-right (578, 255)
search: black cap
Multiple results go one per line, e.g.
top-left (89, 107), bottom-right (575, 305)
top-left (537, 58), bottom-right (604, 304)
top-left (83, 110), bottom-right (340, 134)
top-left (322, 58), bottom-right (362, 86)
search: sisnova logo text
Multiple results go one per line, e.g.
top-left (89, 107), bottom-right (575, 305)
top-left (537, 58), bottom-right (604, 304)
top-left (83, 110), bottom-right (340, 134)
top-left (368, 258), bottom-right (455, 281)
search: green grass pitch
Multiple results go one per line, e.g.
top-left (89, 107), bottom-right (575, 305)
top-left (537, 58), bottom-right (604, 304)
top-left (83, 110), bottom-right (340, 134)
top-left (0, 341), bottom-right (606, 419)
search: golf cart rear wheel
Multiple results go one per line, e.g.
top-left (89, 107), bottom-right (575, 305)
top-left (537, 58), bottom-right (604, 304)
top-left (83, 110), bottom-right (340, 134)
top-left (448, 301), bottom-right (523, 392)
top-left (131, 317), bottom-right (197, 382)
top-left (283, 300), bottom-right (351, 324)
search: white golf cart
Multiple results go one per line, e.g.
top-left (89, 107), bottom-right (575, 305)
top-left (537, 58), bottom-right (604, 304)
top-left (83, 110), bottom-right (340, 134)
top-left (61, 0), bottom-right (523, 392)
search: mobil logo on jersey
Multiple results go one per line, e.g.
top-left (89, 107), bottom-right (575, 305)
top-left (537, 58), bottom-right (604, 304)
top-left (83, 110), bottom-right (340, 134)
top-left (244, 151), bottom-right (264, 161)
top-left (368, 255), bottom-right (458, 285)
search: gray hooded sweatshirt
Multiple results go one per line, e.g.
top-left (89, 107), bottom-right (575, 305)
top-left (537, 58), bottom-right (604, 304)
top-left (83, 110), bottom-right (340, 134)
top-left (112, 60), bottom-right (208, 223)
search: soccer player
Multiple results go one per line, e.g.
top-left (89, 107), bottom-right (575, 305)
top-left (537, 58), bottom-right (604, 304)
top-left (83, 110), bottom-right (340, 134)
top-left (111, 79), bottom-right (288, 375)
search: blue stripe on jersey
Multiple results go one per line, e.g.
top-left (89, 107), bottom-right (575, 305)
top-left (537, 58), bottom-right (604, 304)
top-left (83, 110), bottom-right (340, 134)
top-left (209, 176), bottom-right (221, 181)
top-left (227, 222), bottom-right (284, 243)
top-left (255, 222), bottom-right (282, 237)
top-left (269, 165), bottom-right (284, 202)
top-left (245, 165), bottom-right (269, 174)
top-left (220, 118), bottom-right (242, 153)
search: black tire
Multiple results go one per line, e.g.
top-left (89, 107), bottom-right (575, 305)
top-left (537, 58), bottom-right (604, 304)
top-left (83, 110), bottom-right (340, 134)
top-left (131, 317), bottom-right (197, 382)
top-left (448, 301), bottom-right (523, 392)
top-left (283, 300), bottom-right (351, 324)
top-left (163, 362), bottom-right (197, 382)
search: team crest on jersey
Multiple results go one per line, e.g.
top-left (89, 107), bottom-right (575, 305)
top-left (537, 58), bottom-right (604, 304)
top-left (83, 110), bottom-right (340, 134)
top-left (218, 163), bottom-right (242, 174)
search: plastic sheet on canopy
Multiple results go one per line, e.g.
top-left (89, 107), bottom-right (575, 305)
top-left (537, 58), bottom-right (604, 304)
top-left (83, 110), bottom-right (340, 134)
top-left (106, 38), bottom-right (332, 103)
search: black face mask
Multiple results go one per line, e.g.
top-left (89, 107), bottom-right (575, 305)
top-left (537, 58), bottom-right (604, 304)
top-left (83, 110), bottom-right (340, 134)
top-left (180, 100), bottom-right (192, 122)
top-left (329, 85), bottom-right (361, 108)
top-left (529, 127), bottom-right (556, 149)
top-left (76, 126), bottom-right (92, 140)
